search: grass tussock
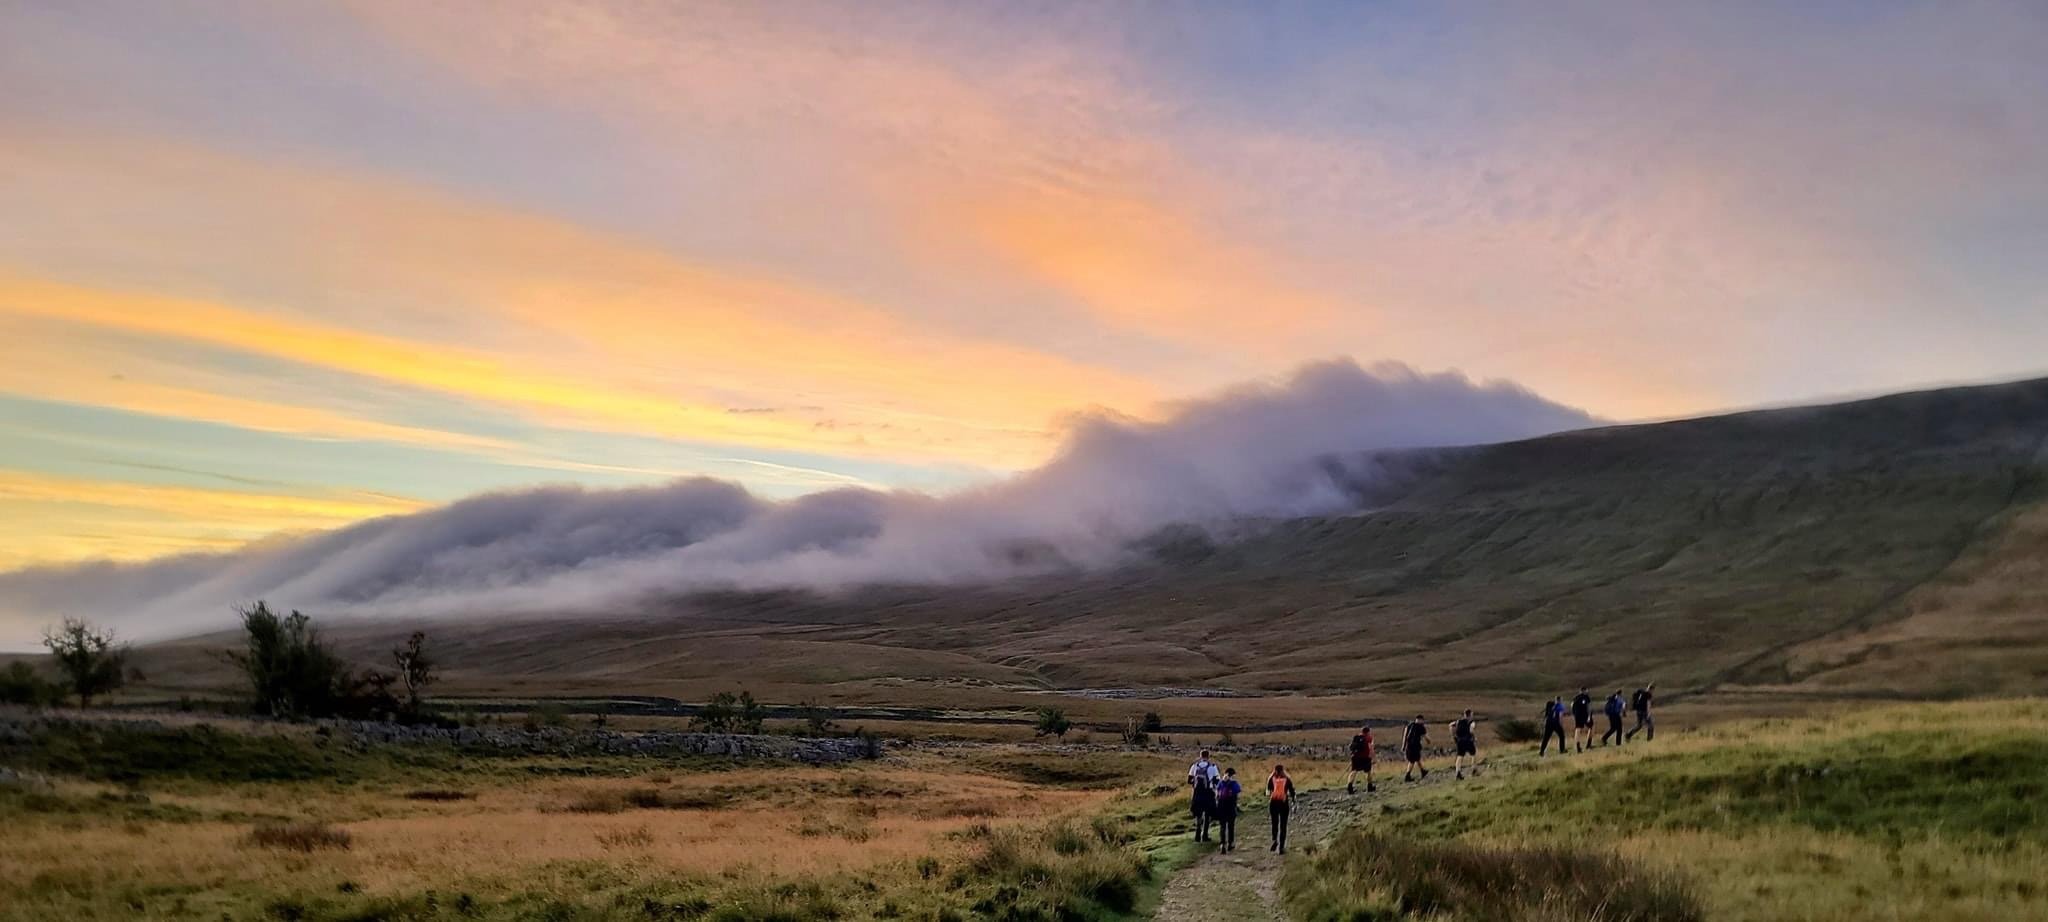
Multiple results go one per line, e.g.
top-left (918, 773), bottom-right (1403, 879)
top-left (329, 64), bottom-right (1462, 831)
top-left (1285, 832), bottom-right (1702, 922)
top-left (244, 821), bottom-right (353, 852)
top-left (956, 818), bottom-right (1153, 920)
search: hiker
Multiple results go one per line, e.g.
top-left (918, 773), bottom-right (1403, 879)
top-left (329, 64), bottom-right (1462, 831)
top-left (1450, 709), bottom-right (1478, 779)
top-left (1626, 683), bottom-right (1656, 741)
top-left (1402, 714), bottom-right (1430, 782)
top-left (1602, 689), bottom-right (1627, 746)
top-left (1540, 697), bottom-right (1568, 755)
top-left (1346, 725), bottom-right (1377, 794)
top-left (1191, 771), bottom-right (1216, 842)
top-left (1188, 749), bottom-right (1221, 842)
top-left (1572, 687), bottom-right (1594, 753)
top-left (1267, 764), bottom-right (1296, 853)
top-left (1214, 767), bottom-right (1242, 853)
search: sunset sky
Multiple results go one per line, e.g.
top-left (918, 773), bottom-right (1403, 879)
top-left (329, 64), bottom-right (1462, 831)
top-left (3, 1), bottom-right (2046, 571)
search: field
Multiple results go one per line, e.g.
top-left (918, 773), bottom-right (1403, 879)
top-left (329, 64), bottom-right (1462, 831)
top-left (5, 700), bottom-right (2047, 920)
top-left (1284, 699), bottom-right (2048, 922)
top-left (0, 715), bottom-right (1245, 921)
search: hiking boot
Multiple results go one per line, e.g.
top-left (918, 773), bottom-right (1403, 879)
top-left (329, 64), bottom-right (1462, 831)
top-left (1347, 781), bottom-right (1355, 795)
top-left (1366, 783), bottom-right (1377, 793)
top-left (1455, 771), bottom-right (1465, 780)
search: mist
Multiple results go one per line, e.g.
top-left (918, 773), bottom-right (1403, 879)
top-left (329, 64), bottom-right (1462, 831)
top-left (0, 360), bottom-right (1595, 645)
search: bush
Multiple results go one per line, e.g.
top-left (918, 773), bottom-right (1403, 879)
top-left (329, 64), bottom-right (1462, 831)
top-left (1282, 832), bottom-right (1702, 922)
top-left (1140, 711), bottom-right (1164, 733)
top-left (0, 661), bottom-right (65, 706)
top-left (226, 602), bottom-right (399, 720)
top-left (1120, 715), bottom-right (1149, 747)
top-left (692, 690), bottom-right (767, 734)
top-left (1494, 717), bottom-right (1541, 743)
top-left (245, 822), bottom-right (353, 852)
top-left (799, 699), bottom-right (839, 735)
top-left (1035, 706), bottom-right (1072, 740)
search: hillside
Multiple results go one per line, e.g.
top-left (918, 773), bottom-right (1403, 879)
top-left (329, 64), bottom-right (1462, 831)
top-left (129, 377), bottom-right (2048, 710)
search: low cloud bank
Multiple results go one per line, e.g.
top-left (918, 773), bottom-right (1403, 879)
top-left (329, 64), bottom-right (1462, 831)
top-left (0, 360), bottom-right (1595, 642)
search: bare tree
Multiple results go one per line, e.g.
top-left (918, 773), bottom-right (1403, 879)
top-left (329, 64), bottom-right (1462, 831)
top-left (42, 618), bottom-right (128, 707)
top-left (392, 631), bottom-right (435, 715)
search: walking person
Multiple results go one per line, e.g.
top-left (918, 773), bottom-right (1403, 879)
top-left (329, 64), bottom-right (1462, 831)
top-left (1191, 772), bottom-right (1216, 842)
top-left (1625, 683), bottom-right (1656, 741)
top-left (1214, 767), bottom-right (1242, 853)
top-left (1450, 709), bottom-right (1478, 779)
top-left (1539, 697), bottom-right (1568, 755)
top-left (1346, 725), bottom-right (1377, 794)
top-left (1601, 689), bottom-right (1627, 747)
top-left (1571, 687), bottom-right (1594, 753)
top-left (1187, 749), bottom-right (1221, 842)
top-left (1266, 764), bottom-right (1296, 853)
top-left (1402, 714), bottom-right (1430, 782)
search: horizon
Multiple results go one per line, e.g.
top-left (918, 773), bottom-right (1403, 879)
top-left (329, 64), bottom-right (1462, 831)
top-left (5, 2), bottom-right (2047, 636)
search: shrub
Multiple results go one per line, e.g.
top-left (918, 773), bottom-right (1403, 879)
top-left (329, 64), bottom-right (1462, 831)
top-left (226, 602), bottom-right (398, 720)
top-left (1120, 715), bottom-right (1149, 747)
top-left (523, 703), bottom-right (570, 732)
top-left (245, 822), bottom-right (353, 852)
top-left (1035, 706), bottom-right (1073, 740)
top-left (1494, 717), bottom-right (1541, 743)
top-left (799, 699), bottom-right (839, 735)
top-left (0, 661), bottom-right (65, 707)
top-left (692, 690), bottom-right (767, 734)
top-left (1282, 832), bottom-right (1702, 922)
top-left (1140, 711), bottom-right (1164, 733)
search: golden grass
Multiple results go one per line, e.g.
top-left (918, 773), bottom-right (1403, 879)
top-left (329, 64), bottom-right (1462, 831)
top-left (0, 750), bottom-right (1124, 920)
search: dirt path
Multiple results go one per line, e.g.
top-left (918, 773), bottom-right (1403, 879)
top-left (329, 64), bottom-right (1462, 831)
top-left (1152, 767), bottom-right (1466, 921)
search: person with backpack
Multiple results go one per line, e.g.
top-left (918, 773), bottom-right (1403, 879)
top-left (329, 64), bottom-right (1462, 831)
top-left (1571, 687), bottom-right (1594, 753)
top-left (1601, 689), bottom-right (1627, 746)
top-left (1187, 749), bottom-right (1221, 842)
top-left (1267, 764), bottom-right (1296, 853)
top-left (1346, 725), bottom-right (1377, 794)
top-left (1402, 714), bottom-right (1430, 782)
top-left (1450, 709), bottom-right (1478, 779)
top-left (1214, 767), bottom-right (1242, 853)
top-left (1539, 696), bottom-right (1568, 755)
top-left (1626, 683), bottom-right (1656, 741)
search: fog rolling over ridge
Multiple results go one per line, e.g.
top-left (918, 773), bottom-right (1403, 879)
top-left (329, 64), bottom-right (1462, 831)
top-left (0, 360), bottom-right (1595, 644)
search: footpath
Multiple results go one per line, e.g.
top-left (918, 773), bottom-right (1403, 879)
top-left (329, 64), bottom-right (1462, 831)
top-left (1152, 764), bottom-right (1468, 921)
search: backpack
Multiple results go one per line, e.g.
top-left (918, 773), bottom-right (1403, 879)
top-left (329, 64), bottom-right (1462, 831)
top-left (1349, 734), bottom-right (1369, 756)
top-left (1453, 718), bottom-right (1473, 739)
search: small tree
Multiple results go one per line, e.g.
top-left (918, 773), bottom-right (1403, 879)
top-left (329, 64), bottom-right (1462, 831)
top-left (735, 691), bottom-right (766, 734)
top-left (42, 618), bottom-right (128, 707)
top-left (392, 631), bottom-right (435, 716)
top-left (692, 691), bottom-right (738, 732)
top-left (1120, 714), bottom-right (1150, 747)
top-left (1140, 711), bottom-right (1164, 733)
top-left (799, 699), bottom-right (839, 735)
top-left (1035, 706), bottom-right (1072, 740)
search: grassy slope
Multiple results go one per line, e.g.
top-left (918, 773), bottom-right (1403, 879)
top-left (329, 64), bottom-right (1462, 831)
top-left (124, 377), bottom-right (2048, 709)
top-left (1286, 700), bottom-right (2048, 921)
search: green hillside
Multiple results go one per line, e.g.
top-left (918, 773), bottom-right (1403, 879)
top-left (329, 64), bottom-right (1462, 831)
top-left (128, 377), bottom-right (2048, 708)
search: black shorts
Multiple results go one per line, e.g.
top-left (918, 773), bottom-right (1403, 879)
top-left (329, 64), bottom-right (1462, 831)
top-left (1349, 754), bottom-right (1374, 771)
top-left (1573, 715), bottom-right (1592, 729)
top-left (1455, 737), bottom-right (1476, 756)
top-left (1403, 744), bottom-right (1423, 762)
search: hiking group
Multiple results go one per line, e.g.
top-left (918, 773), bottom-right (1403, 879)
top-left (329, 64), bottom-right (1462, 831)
top-left (1185, 750), bottom-right (1295, 854)
top-left (1185, 683), bottom-right (1657, 853)
top-left (1543, 682), bottom-right (1656, 755)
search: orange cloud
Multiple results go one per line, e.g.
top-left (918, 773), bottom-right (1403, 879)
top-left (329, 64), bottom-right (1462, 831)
top-left (0, 471), bottom-right (424, 568)
top-left (0, 129), bottom-right (1169, 471)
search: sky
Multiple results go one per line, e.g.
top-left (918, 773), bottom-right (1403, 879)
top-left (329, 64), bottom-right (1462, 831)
top-left (2, 0), bottom-right (2046, 579)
